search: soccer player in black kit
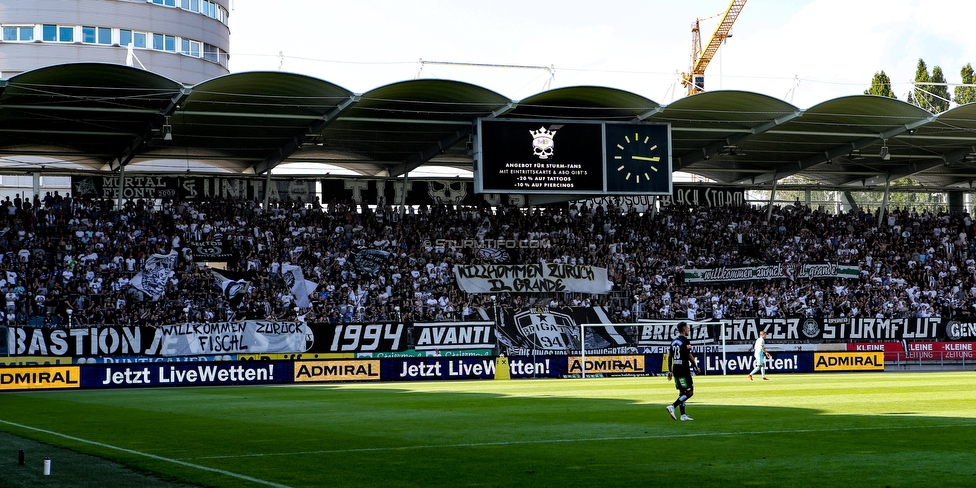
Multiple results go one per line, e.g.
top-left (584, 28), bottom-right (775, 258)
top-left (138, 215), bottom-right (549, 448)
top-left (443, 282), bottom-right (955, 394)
top-left (666, 322), bottom-right (700, 421)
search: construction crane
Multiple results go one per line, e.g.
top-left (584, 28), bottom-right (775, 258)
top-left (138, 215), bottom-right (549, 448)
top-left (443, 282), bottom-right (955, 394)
top-left (680, 0), bottom-right (747, 96)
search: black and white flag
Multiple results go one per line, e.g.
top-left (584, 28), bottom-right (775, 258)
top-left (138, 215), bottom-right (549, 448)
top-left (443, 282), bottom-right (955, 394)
top-left (281, 264), bottom-right (317, 309)
top-left (351, 247), bottom-right (391, 278)
top-left (131, 250), bottom-right (178, 301)
top-left (212, 269), bottom-right (253, 309)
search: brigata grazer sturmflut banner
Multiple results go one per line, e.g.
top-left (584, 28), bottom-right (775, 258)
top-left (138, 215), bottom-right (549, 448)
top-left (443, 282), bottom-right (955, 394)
top-left (718, 317), bottom-right (950, 342)
top-left (454, 264), bottom-right (611, 294)
top-left (683, 263), bottom-right (859, 284)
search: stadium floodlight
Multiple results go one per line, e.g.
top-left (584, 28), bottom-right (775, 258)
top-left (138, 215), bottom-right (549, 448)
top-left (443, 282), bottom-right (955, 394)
top-left (880, 141), bottom-right (890, 161)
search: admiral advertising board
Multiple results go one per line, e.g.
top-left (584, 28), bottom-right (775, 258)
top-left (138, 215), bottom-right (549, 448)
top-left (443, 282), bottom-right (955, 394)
top-left (0, 366), bottom-right (81, 390)
top-left (813, 352), bottom-right (884, 371)
top-left (568, 355), bottom-right (648, 376)
top-left (294, 360), bottom-right (381, 382)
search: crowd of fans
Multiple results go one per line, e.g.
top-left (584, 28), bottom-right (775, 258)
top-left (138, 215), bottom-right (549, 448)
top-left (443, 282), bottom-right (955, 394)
top-left (1, 188), bottom-right (975, 328)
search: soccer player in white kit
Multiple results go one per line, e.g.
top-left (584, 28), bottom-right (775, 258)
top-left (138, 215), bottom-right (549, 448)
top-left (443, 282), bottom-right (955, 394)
top-left (748, 330), bottom-right (771, 380)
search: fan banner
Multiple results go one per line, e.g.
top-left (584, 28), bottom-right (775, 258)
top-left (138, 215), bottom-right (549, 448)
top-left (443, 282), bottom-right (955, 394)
top-left (350, 247), bottom-right (391, 278)
top-left (454, 264), bottom-right (611, 294)
top-left (281, 264), bottom-right (317, 309)
top-left (190, 240), bottom-right (237, 261)
top-left (71, 175), bottom-right (317, 203)
top-left (683, 263), bottom-right (859, 284)
top-left (718, 317), bottom-right (946, 342)
top-left (212, 269), bottom-right (254, 309)
top-left (154, 321), bottom-right (311, 356)
top-left (943, 319), bottom-right (976, 341)
top-left (485, 306), bottom-right (634, 356)
top-left (130, 250), bottom-right (178, 300)
top-left (305, 323), bottom-right (409, 354)
top-left (410, 321), bottom-right (496, 351)
top-left (6, 322), bottom-right (310, 357)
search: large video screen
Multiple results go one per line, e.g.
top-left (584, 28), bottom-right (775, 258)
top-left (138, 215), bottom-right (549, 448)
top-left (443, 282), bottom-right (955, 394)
top-left (475, 119), bottom-right (605, 194)
top-left (475, 119), bottom-right (671, 195)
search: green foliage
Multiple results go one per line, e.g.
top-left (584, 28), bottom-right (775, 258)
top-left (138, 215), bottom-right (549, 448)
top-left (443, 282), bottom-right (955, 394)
top-left (2, 375), bottom-right (976, 488)
top-left (907, 58), bottom-right (931, 110)
top-left (929, 66), bottom-right (951, 113)
top-left (955, 63), bottom-right (976, 105)
top-left (863, 70), bottom-right (897, 98)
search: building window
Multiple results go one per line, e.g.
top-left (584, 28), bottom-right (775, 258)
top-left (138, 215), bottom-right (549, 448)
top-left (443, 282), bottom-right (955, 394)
top-left (152, 0), bottom-right (177, 6)
top-left (203, 43), bottom-right (218, 63)
top-left (97, 27), bottom-right (111, 45)
top-left (153, 33), bottom-right (163, 50)
top-left (120, 29), bottom-right (131, 47)
top-left (40, 25), bottom-right (78, 43)
top-left (180, 38), bottom-right (190, 55)
top-left (190, 40), bottom-right (201, 57)
top-left (133, 32), bottom-right (146, 48)
top-left (164, 35), bottom-right (176, 52)
top-left (2, 25), bottom-right (34, 42)
top-left (82, 26), bottom-right (95, 43)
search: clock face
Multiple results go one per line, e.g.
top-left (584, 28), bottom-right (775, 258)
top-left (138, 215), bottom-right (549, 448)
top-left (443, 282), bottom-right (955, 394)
top-left (605, 123), bottom-right (671, 194)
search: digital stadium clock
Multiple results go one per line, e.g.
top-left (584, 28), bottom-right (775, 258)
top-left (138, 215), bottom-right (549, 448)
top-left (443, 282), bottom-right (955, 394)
top-left (604, 122), bottom-right (672, 195)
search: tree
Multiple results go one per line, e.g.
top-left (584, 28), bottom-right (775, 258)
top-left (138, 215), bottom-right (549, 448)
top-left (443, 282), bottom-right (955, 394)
top-left (928, 66), bottom-right (950, 113)
top-left (864, 70), bottom-right (897, 98)
top-left (955, 63), bottom-right (976, 105)
top-left (906, 59), bottom-right (932, 110)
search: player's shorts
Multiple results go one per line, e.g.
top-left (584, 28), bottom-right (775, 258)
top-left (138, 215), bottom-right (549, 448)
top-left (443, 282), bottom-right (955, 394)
top-left (755, 354), bottom-right (766, 367)
top-left (673, 372), bottom-right (694, 392)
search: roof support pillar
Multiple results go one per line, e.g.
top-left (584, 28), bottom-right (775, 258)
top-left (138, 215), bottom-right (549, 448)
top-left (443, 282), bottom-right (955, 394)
top-left (263, 170), bottom-right (272, 208)
top-left (399, 170), bottom-right (409, 219)
top-left (765, 173), bottom-right (778, 223)
top-left (841, 191), bottom-right (860, 214)
top-left (117, 163), bottom-right (126, 210)
top-left (32, 172), bottom-right (40, 200)
top-left (878, 178), bottom-right (891, 229)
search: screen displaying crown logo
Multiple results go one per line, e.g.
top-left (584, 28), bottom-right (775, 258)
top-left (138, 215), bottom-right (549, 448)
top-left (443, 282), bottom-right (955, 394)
top-left (530, 126), bottom-right (557, 160)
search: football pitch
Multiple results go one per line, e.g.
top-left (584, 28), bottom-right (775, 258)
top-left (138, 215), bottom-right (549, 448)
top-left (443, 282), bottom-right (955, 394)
top-left (1, 372), bottom-right (975, 488)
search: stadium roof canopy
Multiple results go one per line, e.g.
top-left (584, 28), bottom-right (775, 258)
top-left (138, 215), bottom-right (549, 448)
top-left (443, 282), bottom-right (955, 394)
top-left (3, 63), bottom-right (976, 190)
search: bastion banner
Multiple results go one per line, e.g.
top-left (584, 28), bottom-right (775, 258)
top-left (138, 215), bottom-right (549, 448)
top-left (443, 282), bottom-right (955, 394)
top-left (683, 263), bottom-right (859, 283)
top-left (454, 264), bottom-right (611, 294)
top-left (6, 321), bottom-right (311, 357)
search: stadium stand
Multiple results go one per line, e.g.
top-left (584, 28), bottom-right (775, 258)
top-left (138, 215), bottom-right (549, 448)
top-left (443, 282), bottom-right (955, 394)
top-left (1, 191), bottom-right (973, 329)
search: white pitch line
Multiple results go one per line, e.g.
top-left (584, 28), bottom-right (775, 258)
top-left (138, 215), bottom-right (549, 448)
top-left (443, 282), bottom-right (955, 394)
top-left (186, 421), bottom-right (976, 460)
top-left (0, 419), bottom-right (292, 488)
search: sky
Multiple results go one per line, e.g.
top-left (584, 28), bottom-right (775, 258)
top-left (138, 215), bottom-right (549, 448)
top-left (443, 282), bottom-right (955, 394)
top-left (227, 0), bottom-right (976, 110)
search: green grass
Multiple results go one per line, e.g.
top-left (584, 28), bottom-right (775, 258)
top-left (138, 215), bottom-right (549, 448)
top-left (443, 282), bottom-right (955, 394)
top-left (1, 372), bottom-right (975, 487)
